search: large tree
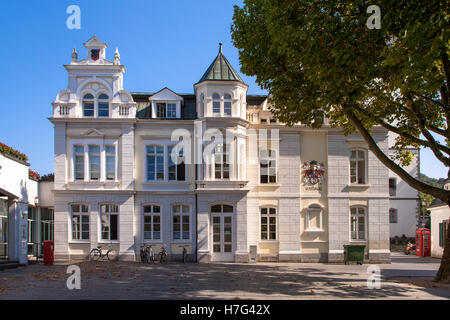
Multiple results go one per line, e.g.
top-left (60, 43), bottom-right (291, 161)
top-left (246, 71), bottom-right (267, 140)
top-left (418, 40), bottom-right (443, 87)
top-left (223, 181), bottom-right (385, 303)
top-left (231, 0), bottom-right (450, 281)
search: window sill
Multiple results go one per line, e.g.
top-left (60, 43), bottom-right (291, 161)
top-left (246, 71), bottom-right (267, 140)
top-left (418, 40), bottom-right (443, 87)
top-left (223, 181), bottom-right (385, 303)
top-left (349, 240), bottom-right (367, 243)
top-left (257, 183), bottom-right (280, 187)
top-left (69, 240), bottom-right (90, 244)
top-left (304, 229), bottom-right (325, 233)
top-left (347, 184), bottom-right (370, 188)
top-left (260, 240), bottom-right (279, 243)
top-left (98, 240), bottom-right (120, 244)
top-left (143, 181), bottom-right (188, 185)
top-left (171, 240), bottom-right (192, 243)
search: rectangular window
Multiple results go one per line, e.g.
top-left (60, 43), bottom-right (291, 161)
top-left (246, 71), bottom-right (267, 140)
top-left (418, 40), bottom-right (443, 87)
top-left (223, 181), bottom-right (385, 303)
top-left (389, 208), bottom-right (398, 224)
top-left (88, 145), bottom-right (100, 180)
top-left (260, 149), bottom-right (276, 183)
top-left (105, 145), bottom-right (115, 180)
top-left (260, 207), bottom-right (276, 240)
top-left (172, 205), bottom-right (190, 240)
top-left (147, 145), bottom-right (164, 181)
top-left (98, 102), bottom-right (109, 117)
top-left (168, 146), bottom-right (185, 181)
top-left (351, 207), bottom-right (366, 240)
top-left (389, 178), bottom-right (397, 196)
top-left (74, 145), bottom-right (84, 180)
top-left (101, 204), bottom-right (118, 241)
top-left (166, 103), bottom-right (176, 118)
top-left (214, 143), bottom-right (229, 180)
top-left (83, 103), bottom-right (94, 117)
top-left (156, 103), bottom-right (166, 118)
top-left (143, 205), bottom-right (161, 240)
top-left (224, 101), bottom-right (232, 116)
top-left (439, 221), bottom-right (448, 248)
top-left (213, 101), bottom-right (221, 114)
top-left (71, 204), bottom-right (89, 240)
top-left (350, 150), bottom-right (366, 184)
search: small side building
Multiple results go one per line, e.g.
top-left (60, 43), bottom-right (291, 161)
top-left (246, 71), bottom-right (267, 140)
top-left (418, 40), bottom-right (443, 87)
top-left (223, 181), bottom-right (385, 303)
top-left (429, 199), bottom-right (449, 258)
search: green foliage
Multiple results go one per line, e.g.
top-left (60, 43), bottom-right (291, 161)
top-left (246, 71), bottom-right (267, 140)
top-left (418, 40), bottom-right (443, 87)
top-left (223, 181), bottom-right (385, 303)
top-left (231, 0), bottom-right (449, 169)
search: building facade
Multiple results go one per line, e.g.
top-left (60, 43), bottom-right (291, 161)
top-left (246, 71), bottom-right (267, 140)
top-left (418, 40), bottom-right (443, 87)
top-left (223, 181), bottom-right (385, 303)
top-left (0, 145), bottom-right (53, 265)
top-left (50, 36), bottom-right (392, 263)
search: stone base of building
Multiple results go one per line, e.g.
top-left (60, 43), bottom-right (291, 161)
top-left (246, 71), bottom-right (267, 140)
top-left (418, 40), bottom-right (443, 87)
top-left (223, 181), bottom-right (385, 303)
top-left (301, 253), bottom-right (328, 263)
top-left (197, 252), bottom-right (211, 263)
top-left (235, 252), bottom-right (249, 263)
top-left (368, 251), bottom-right (391, 264)
top-left (327, 252), bottom-right (344, 263)
top-left (278, 251), bottom-right (302, 262)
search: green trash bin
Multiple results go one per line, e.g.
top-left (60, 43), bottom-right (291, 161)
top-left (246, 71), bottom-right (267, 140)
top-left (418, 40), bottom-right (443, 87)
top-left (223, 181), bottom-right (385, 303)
top-left (343, 245), bottom-right (366, 265)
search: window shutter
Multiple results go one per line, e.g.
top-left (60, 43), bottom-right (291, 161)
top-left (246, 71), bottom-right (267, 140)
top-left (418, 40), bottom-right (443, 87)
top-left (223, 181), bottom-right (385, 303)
top-left (439, 223), bottom-right (444, 247)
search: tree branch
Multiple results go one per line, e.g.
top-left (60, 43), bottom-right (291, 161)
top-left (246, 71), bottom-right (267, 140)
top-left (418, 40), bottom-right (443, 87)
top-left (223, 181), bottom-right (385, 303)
top-left (343, 106), bottom-right (450, 203)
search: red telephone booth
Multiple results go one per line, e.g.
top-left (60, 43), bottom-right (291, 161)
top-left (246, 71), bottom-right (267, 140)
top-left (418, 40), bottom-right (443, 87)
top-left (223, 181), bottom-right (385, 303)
top-left (43, 240), bottom-right (54, 265)
top-left (415, 228), bottom-right (431, 257)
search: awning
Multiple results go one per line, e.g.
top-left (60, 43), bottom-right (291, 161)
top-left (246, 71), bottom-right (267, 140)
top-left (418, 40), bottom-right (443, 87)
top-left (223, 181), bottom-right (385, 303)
top-left (0, 188), bottom-right (19, 200)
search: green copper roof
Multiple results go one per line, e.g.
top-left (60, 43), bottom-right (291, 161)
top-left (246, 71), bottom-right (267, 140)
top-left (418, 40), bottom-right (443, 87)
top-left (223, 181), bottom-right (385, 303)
top-left (198, 44), bottom-right (243, 83)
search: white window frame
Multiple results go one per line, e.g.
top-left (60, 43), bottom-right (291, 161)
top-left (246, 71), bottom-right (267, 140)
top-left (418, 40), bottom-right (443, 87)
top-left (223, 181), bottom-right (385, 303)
top-left (88, 144), bottom-right (101, 181)
top-left (168, 145), bottom-right (186, 181)
top-left (142, 204), bottom-right (162, 242)
top-left (223, 93), bottom-right (232, 116)
top-left (172, 204), bottom-right (191, 242)
top-left (105, 145), bottom-right (116, 181)
top-left (73, 145), bottom-right (85, 181)
top-left (212, 93), bottom-right (221, 116)
top-left (260, 207), bottom-right (277, 241)
top-left (70, 139), bottom-right (118, 182)
top-left (70, 204), bottom-right (89, 242)
top-left (350, 206), bottom-right (367, 241)
top-left (350, 149), bottom-right (367, 185)
top-left (99, 204), bottom-right (119, 242)
top-left (259, 149), bottom-right (277, 184)
top-left (143, 141), bottom-right (189, 183)
top-left (81, 91), bottom-right (111, 118)
top-left (305, 204), bottom-right (324, 231)
top-left (389, 178), bottom-right (397, 196)
top-left (146, 145), bottom-right (165, 182)
top-left (213, 143), bottom-right (230, 180)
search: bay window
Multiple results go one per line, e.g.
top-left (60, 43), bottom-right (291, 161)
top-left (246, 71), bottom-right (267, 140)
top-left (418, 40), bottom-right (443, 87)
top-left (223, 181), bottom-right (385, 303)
top-left (214, 143), bottom-right (229, 180)
top-left (212, 93), bottom-right (221, 115)
top-left (224, 93), bottom-right (232, 116)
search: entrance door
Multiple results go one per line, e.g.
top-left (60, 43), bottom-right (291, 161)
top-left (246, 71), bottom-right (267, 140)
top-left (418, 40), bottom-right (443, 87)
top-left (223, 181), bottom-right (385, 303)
top-left (211, 204), bottom-right (234, 262)
top-left (0, 199), bottom-right (8, 260)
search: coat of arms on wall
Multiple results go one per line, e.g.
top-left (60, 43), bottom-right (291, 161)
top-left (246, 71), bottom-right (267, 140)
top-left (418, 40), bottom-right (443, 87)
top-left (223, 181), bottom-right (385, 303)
top-left (302, 160), bottom-right (325, 186)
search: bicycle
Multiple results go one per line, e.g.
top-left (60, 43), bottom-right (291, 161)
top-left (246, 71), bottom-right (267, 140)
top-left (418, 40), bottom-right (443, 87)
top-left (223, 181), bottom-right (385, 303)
top-left (140, 244), bottom-right (154, 263)
top-left (89, 244), bottom-right (113, 261)
top-left (158, 246), bottom-right (168, 264)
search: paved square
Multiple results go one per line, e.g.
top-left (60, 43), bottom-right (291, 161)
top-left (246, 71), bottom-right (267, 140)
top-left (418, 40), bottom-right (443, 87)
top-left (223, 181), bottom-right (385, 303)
top-left (0, 253), bottom-right (448, 300)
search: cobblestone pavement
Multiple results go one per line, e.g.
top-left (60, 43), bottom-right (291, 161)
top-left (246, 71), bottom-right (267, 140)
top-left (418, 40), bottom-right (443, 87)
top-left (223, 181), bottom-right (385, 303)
top-left (0, 253), bottom-right (448, 300)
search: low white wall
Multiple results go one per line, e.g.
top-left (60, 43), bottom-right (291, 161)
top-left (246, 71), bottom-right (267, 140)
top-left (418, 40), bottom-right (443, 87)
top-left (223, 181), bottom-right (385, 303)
top-left (430, 205), bottom-right (450, 258)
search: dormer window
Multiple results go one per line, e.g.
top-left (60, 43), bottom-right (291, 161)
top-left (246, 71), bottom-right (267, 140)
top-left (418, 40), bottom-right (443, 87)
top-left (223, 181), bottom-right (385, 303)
top-left (83, 94), bottom-right (94, 117)
top-left (98, 94), bottom-right (109, 117)
top-left (156, 103), bottom-right (177, 118)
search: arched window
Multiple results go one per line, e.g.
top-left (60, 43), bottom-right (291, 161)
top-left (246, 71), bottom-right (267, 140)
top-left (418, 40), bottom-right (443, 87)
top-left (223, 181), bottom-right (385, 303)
top-left (98, 93), bottom-right (109, 117)
top-left (83, 94), bottom-right (94, 117)
top-left (224, 93), bottom-right (232, 116)
top-left (212, 93), bottom-right (221, 115)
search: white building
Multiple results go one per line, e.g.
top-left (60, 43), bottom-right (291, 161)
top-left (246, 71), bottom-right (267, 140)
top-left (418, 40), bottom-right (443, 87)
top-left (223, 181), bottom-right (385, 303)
top-left (429, 199), bottom-right (449, 258)
top-left (0, 145), bottom-right (39, 265)
top-left (50, 36), bottom-right (394, 263)
top-left (387, 140), bottom-right (420, 238)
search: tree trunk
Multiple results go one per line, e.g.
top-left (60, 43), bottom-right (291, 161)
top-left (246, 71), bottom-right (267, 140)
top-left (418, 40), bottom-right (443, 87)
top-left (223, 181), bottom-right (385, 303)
top-left (435, 211), bottom-right (450, 282)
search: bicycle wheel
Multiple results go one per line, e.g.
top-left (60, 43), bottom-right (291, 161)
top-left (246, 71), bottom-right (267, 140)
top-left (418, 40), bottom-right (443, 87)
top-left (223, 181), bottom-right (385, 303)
top-left (89, 249), bottom-right (101, 261)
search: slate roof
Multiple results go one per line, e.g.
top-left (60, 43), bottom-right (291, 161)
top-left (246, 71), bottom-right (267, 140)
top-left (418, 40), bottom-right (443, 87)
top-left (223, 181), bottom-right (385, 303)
top-left (198, 44), bottom-right (243, 83)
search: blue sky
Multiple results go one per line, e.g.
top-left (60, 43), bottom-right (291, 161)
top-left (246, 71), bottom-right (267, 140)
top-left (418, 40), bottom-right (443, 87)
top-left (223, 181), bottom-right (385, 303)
top-left (0, 0), bottom-right (446, 179)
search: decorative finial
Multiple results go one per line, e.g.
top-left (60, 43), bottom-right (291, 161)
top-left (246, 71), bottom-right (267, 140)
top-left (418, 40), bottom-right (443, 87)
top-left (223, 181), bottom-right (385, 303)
top-left (219, 42), bottom-right (223, 53)
top-left (72, 47), bottom-right (78, 61)
top-left (114, 47), bottom-right (120, 65)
